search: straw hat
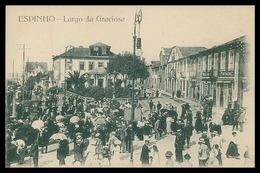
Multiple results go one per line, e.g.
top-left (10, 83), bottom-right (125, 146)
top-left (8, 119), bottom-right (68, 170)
top-left (198, 138), bottom-right (205, 144)
top-left (114, 139), bottom-right (121, 145)
top-left (184, 153), bottom-right (191, 160)
top-left (165, 151), bottom-right (173, 157)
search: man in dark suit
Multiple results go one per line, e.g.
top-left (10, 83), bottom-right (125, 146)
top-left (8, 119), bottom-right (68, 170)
top-left (140, 140), bottom-right (151, 166)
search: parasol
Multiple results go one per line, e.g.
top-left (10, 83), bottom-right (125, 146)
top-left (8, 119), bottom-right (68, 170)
top-left (160, 109), bottom-right (170, 113)
top-left (70, 116), bottom-right (80, 123)
top-left (56, 115), bottom-right (66, 122)
top-left (95, 118), bottom-right (106, 125)
top-left (110, 109), bottom-right (119, 113)
top-left (31, 120), bottom-right (44, 130)
top-left (50, 133), bottom-right (67, 141)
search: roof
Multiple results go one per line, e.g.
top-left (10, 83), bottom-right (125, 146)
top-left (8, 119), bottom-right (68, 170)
top-left (151, 61), bottom-right (161, 68)
top-left (58, 47), bottom-right (90, 58)
top-left (89, 42), bottom-right (111, 48)
top-left (178, 47), bottom-right (207, 57)
top-left (219, 35), bottom-right (246, 47)
top-left (161, 47), bottom-right (172, 56)
top-left (25, 62), bottom-right (48, 72)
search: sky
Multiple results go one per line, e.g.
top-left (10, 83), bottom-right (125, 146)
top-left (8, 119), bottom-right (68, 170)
top-left (6, 5), bottom-right (255, 75)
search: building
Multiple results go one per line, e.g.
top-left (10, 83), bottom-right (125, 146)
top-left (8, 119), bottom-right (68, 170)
top-left (149, 35), bottom-right (249, 109)
top-left (25, 62), bottom-right (48, 81)
top-left (166, 46), bottom-right (207, 97)
top-left (52, 42), bottom-right (115, 89)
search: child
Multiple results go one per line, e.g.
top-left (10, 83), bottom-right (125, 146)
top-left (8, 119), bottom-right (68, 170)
top-left (165, 151), bottom-right (174, 167)
top-left (181, 153), bottom-right (193, 167)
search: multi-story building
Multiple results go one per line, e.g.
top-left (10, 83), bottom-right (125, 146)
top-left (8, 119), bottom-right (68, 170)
top-left (52, 42), bottom-right (115, 88)
top-left (167, 46), bottom-right (207, 97)
top-left (148, 35), bottom-right (249, 109)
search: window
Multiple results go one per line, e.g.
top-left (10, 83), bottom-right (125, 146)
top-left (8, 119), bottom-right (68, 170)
top-left (208, 54), bottom-right (212, 71)
top-left (102, 47), bottom-right (106, 55)
top-left (203, 56), bottom-right (207, 71)
top-left (89, 62), bottom-right (94, 71)
top-left (214, 53), bottom-right (219, 70)
top-left (220, 51), bottom-right (226, 70)
top-left (228, 50), bottom-right (234, 70)
top-left (79, 62), bottom-right (85, 70)
top-left (198, 57), bottom-right (201, 71)
top-left (98, 62), bottom-right (104, 67)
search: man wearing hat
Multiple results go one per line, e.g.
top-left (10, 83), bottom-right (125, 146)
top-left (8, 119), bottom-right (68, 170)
top-left (198, 137), bottom-right (210, 167)
top-left (201, 131), bottom-right (211, 151)
top-left (140, 140), bottom-right (151, 166)
top-left (181, 153), bottom-right (193, 167)
top-left (165, 151), bottom-right (174, 167)
top-left (175, 129), bottom-right (185, 163)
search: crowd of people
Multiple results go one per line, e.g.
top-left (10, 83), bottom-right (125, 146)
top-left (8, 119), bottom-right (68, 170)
top-left (6, 84), bottom-right (253, 167)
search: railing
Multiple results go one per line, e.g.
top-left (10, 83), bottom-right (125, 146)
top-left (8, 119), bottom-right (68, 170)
top-left (67, 90), bottom-right (94, 102)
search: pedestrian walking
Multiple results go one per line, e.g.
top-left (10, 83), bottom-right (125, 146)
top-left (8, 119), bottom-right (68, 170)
top-left (157, 101), bottom-right (162, 114)
top-left (15, 139), bottom-right (26, 165)
top-left (226, 131), bottom-right (240, 159)
top-left (244, 145), bottom-right (254, 166)
top-left (238, 108), bottom-right (246, 132)
top-left (183, 121), bottom-right (193, 148)
top-left (195, 111), bottom-right (203, 133)
top-left (150, 145), bottom-right (160, 167)
top-left (181, 153), bottom-right (193, 167)
top-left (154, 118), bottom-right (160, 140)
top-left (207, 144), bottom-right (220, 167)
top-left (165, 151), bottom-right (174, 167)
top-left (174, 129), bottom-right (185, 163)
top-left (84, 137), bottom-right (97, 166)
top-left (198, 137), bottom-right (210, 167)
top-left (73, 134), bottom-right (84, 165)
top-left (140, 140), bottom-right (151, 167)
top-left (57, 139), bottom-right (68, 166)
top-left (149, 100), bottom-right (154, 113)
top-left (201, 131), bottom-right (211, 151)
top-left (211, 131), bottom-right (222, 150)
top-left (111, 139), bottom-right (121, 166)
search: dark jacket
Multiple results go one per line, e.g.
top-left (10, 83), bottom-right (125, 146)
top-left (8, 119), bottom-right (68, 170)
top-left (140, 144), bottom-right (150, 164)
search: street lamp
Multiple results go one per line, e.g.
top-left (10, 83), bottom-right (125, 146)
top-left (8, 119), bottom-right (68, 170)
top-left (111, 70), bottom-right (119, 99)
top-left (130, 8), bottom-right (142, 166)
top-left (64, 45), bottom-right (74, 102)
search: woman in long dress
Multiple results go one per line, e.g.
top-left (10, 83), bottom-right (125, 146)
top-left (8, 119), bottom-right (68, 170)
top-left (226, 132), bottom-right (240, 159)
top-left (110, 140), bottom-right (122, 167)
top-left (150, 145), bottom-right (160, 167)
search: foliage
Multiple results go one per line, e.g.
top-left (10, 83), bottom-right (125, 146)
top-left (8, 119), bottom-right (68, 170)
top-left (66, 70), bottom-right (89, 92)
top-left (24, 76), bottom-right (36, 91)
top-left (69, 86), bottom-right (130, 100)
top-left (107, 51), bottom-right (150, 86)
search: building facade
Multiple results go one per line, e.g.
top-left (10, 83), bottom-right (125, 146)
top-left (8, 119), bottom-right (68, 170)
top-left (52, 42), bottom-right (115, 88)
top-left (148, 35), bottom-right (249, 109)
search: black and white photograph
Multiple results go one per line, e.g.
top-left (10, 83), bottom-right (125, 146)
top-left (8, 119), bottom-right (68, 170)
top-left (5, 5), bottom-right (255, 168)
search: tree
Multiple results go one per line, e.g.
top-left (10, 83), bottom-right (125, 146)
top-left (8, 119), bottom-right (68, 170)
top-left (107, 51), bottom-right (150, 87)
top-left (66, 70), bottom-right (89, 93)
